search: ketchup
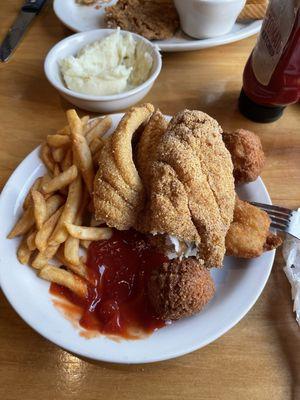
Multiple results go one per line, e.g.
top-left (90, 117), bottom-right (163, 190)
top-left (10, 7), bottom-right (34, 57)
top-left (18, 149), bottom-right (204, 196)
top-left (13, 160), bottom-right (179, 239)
top-left (239, 0), bottom-right (300, 122)
top-left (50, 229), bottom-right (167, 339)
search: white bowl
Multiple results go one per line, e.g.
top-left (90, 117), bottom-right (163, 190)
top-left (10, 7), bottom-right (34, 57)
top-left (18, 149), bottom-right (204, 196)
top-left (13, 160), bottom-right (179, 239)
top-left (44, 29), bottom-right (162, 113)
top-left (174, 0), bottom-right (246, 39)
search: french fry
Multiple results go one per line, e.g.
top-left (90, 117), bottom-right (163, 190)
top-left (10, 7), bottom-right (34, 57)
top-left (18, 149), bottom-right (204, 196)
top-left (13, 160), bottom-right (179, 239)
top-left (52, 147), bottom-right (66, 163)
top-left (89, 137), bottom-right (104, 155)
top-left (35, 206), bottom-right (64, 252)
top-left (8, 181), bottom-right (57, 240)
top-left (53, 163), bottom-right (61, 177)
top-left (63, 187), bottom-right (89, 265)
top-left (23, 177), bottom-right (42, 210)
top-left (56, 247), bottom-right (88, 279)
top-left (83, 118), bottom-right (99, 135)
top-left (41, 165), bottom-right (78, 194)
top-left (58, 116), bottom-right (90, 136)
top-left (40, 143), bottom-right (55, 173)
top-left (65, 223), bottom-right (112, 241)
top-left (17, 237), bottom-right (32, 264)
top-left (90, 215), bottom-right (104, 227)
top-left (67, 109), bottom-right (94, 194)
top-left (64, 236), bottom-right (80, 266)
top-left (41, 173), bottom-right (52, 185)
top-left (81, 115), bottom-right (90, 134)
top-left (26, 229), bottom-right (37, 251)
top-left (31, 243), bottom-right (60, 269)
top-left (45, 194), bottom-right (65, 219)
top-left (31, 190), bottom-right (47, 230)
top-left (41, 175), bottom-right (53, 200)
top-left (85, 116), bottom-right (112, 144)
top-left (39, 265), bottom-right (88, 298)
top-left (80, 240), bottom-right (91, 249)
top-left (49, 176), bottom-right (82, 245)
top-left (47, 134), bottom-right (70, 148)
top-left (61, 148), bottom-right (73, 171)
top-left (7, 206), bottom-right (34, 239)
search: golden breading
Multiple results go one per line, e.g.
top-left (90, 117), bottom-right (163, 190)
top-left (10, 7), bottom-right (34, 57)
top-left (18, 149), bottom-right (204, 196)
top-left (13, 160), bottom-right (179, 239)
top-left (136, 110), bottom-right (168, 186)
top-left (137, 110), bottom-right (235, 268)
top-left (110, 103), bottom-right (154, 190)
top-left (93, 104), bottom-right (154, 230)
top-left (225, 198), bottom-right (282, 258)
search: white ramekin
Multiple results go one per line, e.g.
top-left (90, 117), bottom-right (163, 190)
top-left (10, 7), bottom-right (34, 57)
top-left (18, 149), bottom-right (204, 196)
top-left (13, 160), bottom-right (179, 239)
top-left (174, 0), bottom-right (246, 39)
top-left (44, 29), bottom-right (162, 113)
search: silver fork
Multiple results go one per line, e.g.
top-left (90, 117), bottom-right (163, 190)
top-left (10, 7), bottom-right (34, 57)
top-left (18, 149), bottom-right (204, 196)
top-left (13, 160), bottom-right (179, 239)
top-left (250, 202), bottom-right (300, 240)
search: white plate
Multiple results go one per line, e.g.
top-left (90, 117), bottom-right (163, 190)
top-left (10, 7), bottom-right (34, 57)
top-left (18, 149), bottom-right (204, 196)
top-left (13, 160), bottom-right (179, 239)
top-left (53, 0), bottom-right (262, 52)
top-left (0, 113), bottom-right (275, 364)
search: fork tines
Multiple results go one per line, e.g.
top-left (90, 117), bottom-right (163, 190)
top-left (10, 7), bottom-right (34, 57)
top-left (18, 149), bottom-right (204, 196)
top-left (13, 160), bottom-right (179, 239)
top-left (250, 201), bottom-right (293, 230)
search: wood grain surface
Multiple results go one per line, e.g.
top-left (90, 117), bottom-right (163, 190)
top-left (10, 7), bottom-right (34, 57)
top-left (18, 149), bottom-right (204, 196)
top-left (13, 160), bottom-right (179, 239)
top-left (0, 2), bottom-right (299, 400)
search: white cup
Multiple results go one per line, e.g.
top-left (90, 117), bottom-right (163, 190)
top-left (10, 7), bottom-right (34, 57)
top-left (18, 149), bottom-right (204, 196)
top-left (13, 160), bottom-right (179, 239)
top-left (174, 0), bottom-right (246, 39)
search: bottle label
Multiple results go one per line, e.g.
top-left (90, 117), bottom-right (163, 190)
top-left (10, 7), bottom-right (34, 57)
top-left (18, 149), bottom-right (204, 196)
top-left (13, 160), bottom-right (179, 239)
top-left (251, 0), bottom-right (299, 86)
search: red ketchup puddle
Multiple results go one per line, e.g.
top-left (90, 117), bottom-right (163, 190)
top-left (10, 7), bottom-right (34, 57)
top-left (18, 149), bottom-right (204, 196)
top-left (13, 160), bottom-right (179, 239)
top-left (50, 229), bottom-right (167, 339)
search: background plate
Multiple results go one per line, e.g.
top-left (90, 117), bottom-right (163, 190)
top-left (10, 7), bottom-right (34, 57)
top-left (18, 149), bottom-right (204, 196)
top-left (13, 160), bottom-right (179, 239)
top-left (0, 113), bottom-right (275, 364)
top-left (53, 0), bottom-right (262, 52)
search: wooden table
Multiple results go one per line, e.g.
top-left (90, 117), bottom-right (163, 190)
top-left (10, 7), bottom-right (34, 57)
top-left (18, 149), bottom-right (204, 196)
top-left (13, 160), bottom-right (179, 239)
top-left (1, 2), bottom-right (299, 399)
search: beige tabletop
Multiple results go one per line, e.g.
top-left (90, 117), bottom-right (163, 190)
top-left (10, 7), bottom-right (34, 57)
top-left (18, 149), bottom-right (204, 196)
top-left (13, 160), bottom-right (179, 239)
top-left (0, 1), bottom-right (300, 400)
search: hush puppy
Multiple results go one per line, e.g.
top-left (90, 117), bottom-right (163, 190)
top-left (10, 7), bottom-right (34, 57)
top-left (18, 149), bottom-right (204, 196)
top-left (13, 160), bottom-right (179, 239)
top-left (222, 129), bottom-right (265, 185)
top-left (148, 258), bottom-right (215, 320)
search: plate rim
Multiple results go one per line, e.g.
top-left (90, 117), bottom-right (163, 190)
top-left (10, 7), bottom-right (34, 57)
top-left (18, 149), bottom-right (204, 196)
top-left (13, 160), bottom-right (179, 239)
top-left (53, 0), bottom-right (262, 52)
top-left (0, 113), bottom-right (275, 364)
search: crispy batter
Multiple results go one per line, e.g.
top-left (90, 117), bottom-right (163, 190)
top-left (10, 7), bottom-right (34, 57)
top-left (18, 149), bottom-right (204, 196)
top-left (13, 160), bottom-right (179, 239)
top-left (148, 258), bottom-right (215, 320)
top-left (136, 109), bottom-right (168, 186)
top-left (105, 0), bottom-right (179, 40)
top-left (225, 198), bottom-right (282, 258)
top-left (138, 110), bottom-right (235, 268)
top-left (222, 129), bottom-right (265, 185)
top-left (94, 104), bottom-right (154, 230)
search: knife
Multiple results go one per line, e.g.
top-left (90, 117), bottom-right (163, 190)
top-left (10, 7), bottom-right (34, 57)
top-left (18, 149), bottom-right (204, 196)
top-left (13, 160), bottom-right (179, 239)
top-left (0, 0), bottom-right (47, 62)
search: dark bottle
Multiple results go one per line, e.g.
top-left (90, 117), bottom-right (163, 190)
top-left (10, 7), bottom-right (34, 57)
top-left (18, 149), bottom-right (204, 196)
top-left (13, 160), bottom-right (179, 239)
top-left (239, 0), bottom-right (300, 123)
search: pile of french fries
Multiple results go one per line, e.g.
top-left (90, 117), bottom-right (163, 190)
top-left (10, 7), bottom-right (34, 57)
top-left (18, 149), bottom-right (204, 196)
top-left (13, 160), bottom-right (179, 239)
top-left (8, 110), bottom-right (113, 298)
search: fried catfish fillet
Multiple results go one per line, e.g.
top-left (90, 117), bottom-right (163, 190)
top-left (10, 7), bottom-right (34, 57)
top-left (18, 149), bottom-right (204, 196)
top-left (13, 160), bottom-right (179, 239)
top-left (93, 103), bottom-right (154, 230)
top-left (225, 198), bottom-right (282, 258)
top-left (137, 110), bottom-right (235, 268)
top-left (136, 109), bottom-right (169, 186)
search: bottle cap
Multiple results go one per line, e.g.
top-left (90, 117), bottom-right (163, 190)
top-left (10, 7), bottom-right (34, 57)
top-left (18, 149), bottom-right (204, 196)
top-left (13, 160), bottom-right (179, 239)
top-left (239, 89), bottom-right (285, 123)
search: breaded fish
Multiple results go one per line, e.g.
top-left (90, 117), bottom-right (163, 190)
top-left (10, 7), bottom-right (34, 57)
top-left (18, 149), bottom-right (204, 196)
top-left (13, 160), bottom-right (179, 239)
top-left (137, 110), bottom-right (235, 268)
top-left (136, 109), bottom-right (168, 186)
top-left (94, 103), bottom-right (154, 230)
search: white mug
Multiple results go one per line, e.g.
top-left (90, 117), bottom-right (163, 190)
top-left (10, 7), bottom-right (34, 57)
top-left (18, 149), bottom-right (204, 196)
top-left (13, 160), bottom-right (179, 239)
top-left (174, 0), bottom-right (246, 39)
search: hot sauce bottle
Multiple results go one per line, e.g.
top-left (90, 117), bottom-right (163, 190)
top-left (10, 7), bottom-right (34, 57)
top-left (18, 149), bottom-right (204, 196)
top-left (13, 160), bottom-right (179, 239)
top-left (239, 0), bottom-right (300, 123)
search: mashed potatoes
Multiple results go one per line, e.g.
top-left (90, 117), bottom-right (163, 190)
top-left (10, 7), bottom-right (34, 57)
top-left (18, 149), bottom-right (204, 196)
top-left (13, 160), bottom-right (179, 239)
top-left (60, 29), bottom-right (153, 96)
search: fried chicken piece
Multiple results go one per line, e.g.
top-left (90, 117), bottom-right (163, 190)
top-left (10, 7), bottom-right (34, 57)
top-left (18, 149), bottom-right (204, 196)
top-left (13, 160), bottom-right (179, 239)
top-left (94, 103), bottom-right (154, 230)
top-left (136, 110), bottom-right (168, 186)
top-left (148, 258), bottom-right (215, 320)
top-left (138, 110), bottom-right (235, 268)
top-left (225, 198), bottom-right (282, 258)
top-left (105, 0), bottom-right (180, 40)
top-left (222, 129), bottom-right (265, 185)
